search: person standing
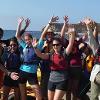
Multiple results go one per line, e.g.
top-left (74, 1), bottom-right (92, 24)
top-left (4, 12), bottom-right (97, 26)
top-left (82, 17), bottom-right (100, 100)
top-left (2, 38), bottom-right (21, 100)
top-left (34, 26), bottom-right (75, 100)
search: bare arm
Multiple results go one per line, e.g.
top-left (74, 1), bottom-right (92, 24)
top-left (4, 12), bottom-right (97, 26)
top-left (0, 63), bottom-right (9, 75)
top-left (40, 16), bottom-right (59, 40)
top-left (93, 23), bottom-right (99, 45)
top-left (19, 18), bottom-right (31, 36)
top-left (16, 17), bottom-right (24, 40)
top-left (34, 47), bottom-right (49, 60)
top-left (16, 17), bottom-right (30, 40)
top-left (23, 18), bottom-right (30, 31)
top-left (60, 16), bottom-right (68, 39)
top-left (65, 26), bottom-right (75, 55)
top-left (0, 63), bottom-right (19, 80)
top-left (82, 17), bottom-right (99, 54)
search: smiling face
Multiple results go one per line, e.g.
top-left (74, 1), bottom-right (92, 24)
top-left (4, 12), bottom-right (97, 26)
top-left (53, 39), bottom-right (62, 53)
top-left (9, 41), bottom-right (18, 53)
top-left (46, 32), bottom-right (54, 42)
top-left (24, 34), bottom-right (33, 46)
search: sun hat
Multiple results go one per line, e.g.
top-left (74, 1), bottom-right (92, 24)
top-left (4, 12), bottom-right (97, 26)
top-left (47, 28), bottom-right (54, 33)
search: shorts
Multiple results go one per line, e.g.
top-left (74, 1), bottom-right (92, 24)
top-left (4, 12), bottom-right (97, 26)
top-left (18, 70), bottom-right (38, 85)
top-left (48, 80), bottom-right (68, 91)
top-left (3, 75), bottom-right (19, 87)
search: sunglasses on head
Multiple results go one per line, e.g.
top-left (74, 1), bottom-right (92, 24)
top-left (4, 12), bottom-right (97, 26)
top-left (53, 43), bottom-right (60, 46)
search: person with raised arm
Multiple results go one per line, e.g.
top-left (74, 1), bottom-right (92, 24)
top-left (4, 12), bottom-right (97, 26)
top-left (33, 26), bottom-right (75, 100)
top-left (15, 17), bottom-right (44, 100)
top-left (60, 16), bottom-right (68, 39)
top-left (60, 16), bottom-right (87, 100)
top-left (82, 18), bottom-right (99, 55)
top-left (83, 18), bottom-right (100, 100)
top-left (39, 16), bottom-right (59, 100)
top-left (0, 17), bottom-right (30, 85)
top-left (59, 16), bottom-right (69, 49)
top-left (16, 17), bottom-right (30, 38)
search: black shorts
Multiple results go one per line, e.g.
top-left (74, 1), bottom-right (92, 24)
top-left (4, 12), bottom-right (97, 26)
top-left (3, 75), bottom-right (19, 87)
top-left (18, 70), bottom-right (38, 85)
top-left (48, 80), bottom-right (68, 91)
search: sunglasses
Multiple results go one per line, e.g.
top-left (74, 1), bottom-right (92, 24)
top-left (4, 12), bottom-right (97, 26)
top-left (53, 43), bottom-right (60, 46)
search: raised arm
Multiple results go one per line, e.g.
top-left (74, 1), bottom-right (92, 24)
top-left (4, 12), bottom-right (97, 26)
top-left (19, 18), bottom-right (31, 36)
top-left (34, 46), bottom-right (49, 60)
top-left (93, 22), bottom-right (99, 44)
top-left (24, 18), bottom-right (30, 31)
top-left (40, 16), bottom-right (59, 40)
top-left (82, 17), bottom-right (99, 54)
top-left (60, 16), bottom-right (68, 39)
top-left (16, 17), bottom-right (30, 40)
top-left (16, 17), bottom-right (24, 40)
top-left (65, 26), bottom-right (75, 55)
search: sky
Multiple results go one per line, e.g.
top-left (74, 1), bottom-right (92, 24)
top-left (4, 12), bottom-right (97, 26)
top-left (0, 0), bottom-right (100, 31)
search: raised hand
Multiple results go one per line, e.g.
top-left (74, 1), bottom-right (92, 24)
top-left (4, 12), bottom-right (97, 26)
top-left (49, 16), bottom-right (59, 24)
top-left (18, 17), bottom-right (24, 26)
top-left (16, 17), bottom-right (24, 38)
top-left (81, 17), bottom-right (94, 28)
top-left (25, 18), bottom-right (31, 28)
top-left (63, 16), bottom-right (69, 24)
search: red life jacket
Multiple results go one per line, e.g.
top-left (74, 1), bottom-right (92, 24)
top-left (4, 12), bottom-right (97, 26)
top-left (50, 53), bottom-right (68, 71)
top-left (69, 40), bottom-right (82, 66)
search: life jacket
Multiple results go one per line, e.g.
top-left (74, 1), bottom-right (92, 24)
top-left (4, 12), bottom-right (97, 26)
top-left (85, 55), bottom-right (94, 72)
top-left (69, 40), bottom-right (82, 66)
top-left (22, 46), bottom-right (40, 65)
top-left (50, 52), bottom-right (68, 71)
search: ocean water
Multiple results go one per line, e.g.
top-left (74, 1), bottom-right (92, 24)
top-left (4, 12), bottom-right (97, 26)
top-left (2, 30), bottom-right (41, 40)
top-left (3, 30), bottom-right (100, 42)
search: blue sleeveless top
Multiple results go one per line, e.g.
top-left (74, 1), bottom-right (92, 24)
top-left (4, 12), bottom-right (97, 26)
top-left (18, 39), bottom-right (44, 73)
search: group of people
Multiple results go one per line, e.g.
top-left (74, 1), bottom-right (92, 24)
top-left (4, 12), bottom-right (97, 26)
top-left (0, 16), bottom-right (100, 100)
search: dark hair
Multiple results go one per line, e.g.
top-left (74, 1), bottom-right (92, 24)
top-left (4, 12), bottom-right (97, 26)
top-left (24, 33), bottom-right (33, 39)
top-left (0, 28), bottom-right (4, 38)
top-left (10, 37), bottom-right (20, 55)
top-left (10, 37), bottom-right (18, 45)
top-left (53, 36), bottom-right (62, 45)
